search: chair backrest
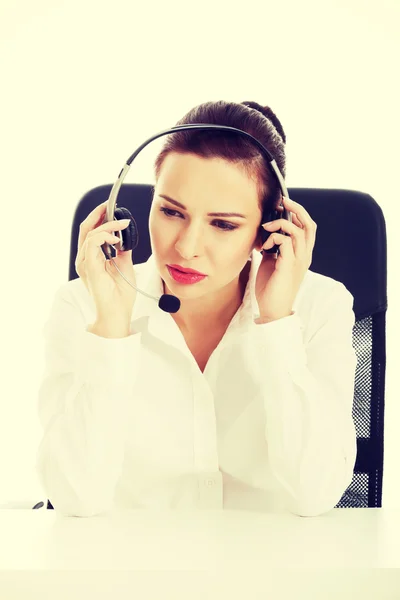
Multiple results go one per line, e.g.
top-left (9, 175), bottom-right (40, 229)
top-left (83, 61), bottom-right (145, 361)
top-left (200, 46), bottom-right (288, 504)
top-left (45, 184), bottom-right (387, 510)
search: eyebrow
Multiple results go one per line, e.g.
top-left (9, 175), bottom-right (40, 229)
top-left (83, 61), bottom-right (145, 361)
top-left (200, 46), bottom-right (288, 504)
top-left (157, 194), bottom-right (247, 219)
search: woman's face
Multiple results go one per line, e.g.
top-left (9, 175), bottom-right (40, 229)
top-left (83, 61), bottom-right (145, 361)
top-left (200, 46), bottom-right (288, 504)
top-left (149, 152), bottom-right (264, 307)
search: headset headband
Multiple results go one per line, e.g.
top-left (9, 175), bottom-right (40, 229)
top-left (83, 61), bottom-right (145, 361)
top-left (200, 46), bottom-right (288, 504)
top-left (105, 124), bottom-right (289, 225)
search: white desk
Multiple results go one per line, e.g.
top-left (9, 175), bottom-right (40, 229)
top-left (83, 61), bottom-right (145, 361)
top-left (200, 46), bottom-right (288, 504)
top-left (0, 508), bottom-right (399, 599)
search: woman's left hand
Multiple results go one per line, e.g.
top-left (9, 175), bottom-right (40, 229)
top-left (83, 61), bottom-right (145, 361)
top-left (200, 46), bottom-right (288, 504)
top-left (254, 195), bottom-right (317, 322)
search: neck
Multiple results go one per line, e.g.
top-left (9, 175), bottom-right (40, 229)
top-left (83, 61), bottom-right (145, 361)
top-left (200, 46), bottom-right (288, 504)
top-left (168, 261), bottom-right (250, 335)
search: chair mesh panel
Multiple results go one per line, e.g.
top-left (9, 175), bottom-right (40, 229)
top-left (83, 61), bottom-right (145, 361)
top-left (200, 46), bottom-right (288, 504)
top-left (335, 316), bottom-right (375, 508)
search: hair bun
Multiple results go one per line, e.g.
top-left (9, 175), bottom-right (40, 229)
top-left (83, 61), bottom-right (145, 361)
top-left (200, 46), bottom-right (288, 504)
top-left (241, 101), bottom-right (286, 144)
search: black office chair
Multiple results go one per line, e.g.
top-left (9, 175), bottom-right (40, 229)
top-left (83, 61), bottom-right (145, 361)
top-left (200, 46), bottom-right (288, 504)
top-left (33, 183), bottom-right (387, 511)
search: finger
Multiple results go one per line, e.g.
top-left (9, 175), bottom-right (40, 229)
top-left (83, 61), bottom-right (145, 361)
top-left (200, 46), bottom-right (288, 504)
top-left (83, 219), bottom-right (131, 259)
top-left (77, 218), bottom-right (131, 272)
top-left (290, 212), bottom-right (304, 229)
top-left (263, 217), bottom-right (307, 254)
top-left (83, 230), bottom-right (121, 265)
top-left (86, 218), bottom-right (131, 238)
top-left (282, 196), bottom-right (316, 231)
top-left (77, 201), bottom-right (109, 254)
top-left (262, 219), bottom-right (300, 235)
top-left (76, 223), bottom-right (116, 277)
top-left (282, 198), bottom-right (317, 249)
top-left (262, 232), bottom-right (295, 260)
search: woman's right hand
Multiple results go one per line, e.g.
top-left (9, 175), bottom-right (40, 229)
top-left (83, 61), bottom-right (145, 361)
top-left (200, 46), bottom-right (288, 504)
top-left (75, 201), bottom-right (137, 323)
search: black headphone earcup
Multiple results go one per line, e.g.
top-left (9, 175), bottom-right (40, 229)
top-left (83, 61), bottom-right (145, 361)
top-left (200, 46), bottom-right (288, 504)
top-left (114, 207), bottom-right (139, 251)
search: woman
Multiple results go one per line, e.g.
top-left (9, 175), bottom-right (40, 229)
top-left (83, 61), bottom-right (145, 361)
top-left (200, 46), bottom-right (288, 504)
top-left (35, 100), bottom-right (358, 517)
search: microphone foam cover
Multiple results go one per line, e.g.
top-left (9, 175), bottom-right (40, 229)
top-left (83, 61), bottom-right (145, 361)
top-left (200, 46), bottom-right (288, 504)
top-left (158, 294), bottom-right (181, 313)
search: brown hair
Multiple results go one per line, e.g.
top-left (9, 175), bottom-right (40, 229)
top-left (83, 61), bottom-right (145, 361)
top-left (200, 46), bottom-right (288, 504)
top-left (153, 100), bottom-right (287, 219)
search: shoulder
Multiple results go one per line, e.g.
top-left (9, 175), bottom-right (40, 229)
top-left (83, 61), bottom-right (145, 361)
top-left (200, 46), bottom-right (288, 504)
top-left (303, 268), bottom-right (353, 298)
top-left (304, 269), bottom-right (354, 304)
top-left (295, 269), bottom-right (355, 329)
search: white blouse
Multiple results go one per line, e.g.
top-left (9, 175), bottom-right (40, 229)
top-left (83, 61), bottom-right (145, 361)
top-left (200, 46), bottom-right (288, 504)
top-left (36, 249), bottom-right (358, 517)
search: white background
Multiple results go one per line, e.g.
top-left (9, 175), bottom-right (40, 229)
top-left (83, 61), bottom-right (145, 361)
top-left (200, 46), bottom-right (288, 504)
top-left (0, 0), bottom-right (398, 508)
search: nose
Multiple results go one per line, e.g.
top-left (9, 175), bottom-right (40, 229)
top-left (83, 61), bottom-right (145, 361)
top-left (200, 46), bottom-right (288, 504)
top-left (174, 223), bottom-right (204, 259)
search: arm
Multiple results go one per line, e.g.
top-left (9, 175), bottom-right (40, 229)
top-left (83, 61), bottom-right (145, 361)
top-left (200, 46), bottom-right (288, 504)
top-left (35, 285), bottom-right (142, 517)
top-left (251, 282), bottom-right (357, 517)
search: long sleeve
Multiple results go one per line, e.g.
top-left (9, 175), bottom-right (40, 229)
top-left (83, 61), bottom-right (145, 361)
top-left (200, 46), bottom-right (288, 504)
top-left (35, 284), bottom-right (142, 517)
top-left (251, 282), bottom-right (357, 517)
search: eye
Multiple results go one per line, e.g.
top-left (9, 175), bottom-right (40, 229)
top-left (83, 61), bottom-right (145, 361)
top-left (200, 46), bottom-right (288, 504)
top-left (159, 207), bottom-right (238, 232)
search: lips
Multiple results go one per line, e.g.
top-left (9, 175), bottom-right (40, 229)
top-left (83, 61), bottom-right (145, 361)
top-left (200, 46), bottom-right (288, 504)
top-left (168, 264), bottom-right (206, 276)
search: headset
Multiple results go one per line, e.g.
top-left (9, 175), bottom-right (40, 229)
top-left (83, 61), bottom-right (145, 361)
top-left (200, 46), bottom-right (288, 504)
top-left (100, 124), bottom-right (292, 314)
